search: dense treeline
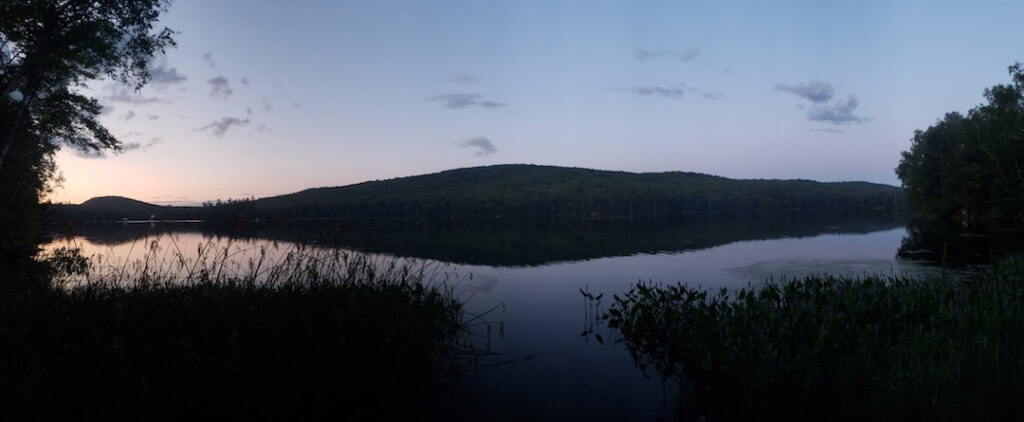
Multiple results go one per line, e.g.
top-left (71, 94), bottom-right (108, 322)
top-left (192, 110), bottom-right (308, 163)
top-left (50, 165), bottom-right (907, 223)
top-left (254, 165), bottom-right (905, 220)
top-left (897, 64), bottom-right (1024, 230)
top-left (894, 63), bottom-right (1024, 264)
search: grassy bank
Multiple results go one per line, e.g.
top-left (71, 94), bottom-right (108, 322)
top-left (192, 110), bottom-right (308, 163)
top-left (600, 258), bottom-right (1024, 420)
top-left (0, 247), bottom-right (470, 419)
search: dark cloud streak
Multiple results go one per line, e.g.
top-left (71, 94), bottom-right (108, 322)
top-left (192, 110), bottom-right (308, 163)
top-left (428, 93), bottom-right (506, 109)
top-left (197, 117), bottom-right (250, 137)
top-left (775, 81), bottom-right (834, 103)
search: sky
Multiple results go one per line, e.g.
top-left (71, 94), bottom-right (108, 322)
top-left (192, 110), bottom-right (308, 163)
top-left (49, 0), bottom-right (1024, 205)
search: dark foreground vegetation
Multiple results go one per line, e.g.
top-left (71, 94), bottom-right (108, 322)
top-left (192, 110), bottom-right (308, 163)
top-left (591, 257), bottom-right (1024, 420)
top-left (0, 251), bottom-right (469, 419)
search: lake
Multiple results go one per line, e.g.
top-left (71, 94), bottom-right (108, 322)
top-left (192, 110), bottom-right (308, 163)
top-left (43, 215), bottom-right (934, 420)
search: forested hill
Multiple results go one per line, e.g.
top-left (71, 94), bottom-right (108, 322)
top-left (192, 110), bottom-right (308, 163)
top-left (51, 165), bottom-right (906, 222)
top-left (50, 196), bottom-right (202, 222)
top-left (221, 164), bottom-right (906, 220)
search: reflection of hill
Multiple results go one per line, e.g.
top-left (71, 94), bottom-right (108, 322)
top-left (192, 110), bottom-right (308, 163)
top-left (53, 214), bottom-right (905, 267)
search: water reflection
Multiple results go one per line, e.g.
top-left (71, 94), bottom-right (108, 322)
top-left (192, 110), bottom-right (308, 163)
top-left (50, 214), bottom-right (904, 267)
top-left (898, 217), bottom-right (1024, 266)
top-left (43, 215), bottom-right (928, 420)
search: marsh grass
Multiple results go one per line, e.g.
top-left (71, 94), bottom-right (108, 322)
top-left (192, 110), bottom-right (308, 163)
top-left (597, 257), bottom-right (1024, 420)
top-left (2, 239), bottom-right (480, 419)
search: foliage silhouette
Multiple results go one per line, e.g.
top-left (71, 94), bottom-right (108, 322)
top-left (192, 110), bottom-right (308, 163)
top-left (600, 258), bottom-right (1024, 420)
top-left (897, 63), bottom-right (1024, 230)
top-left (48, 165), bottom-right (907, 223)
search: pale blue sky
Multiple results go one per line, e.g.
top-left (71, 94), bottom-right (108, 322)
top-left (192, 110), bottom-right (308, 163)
top-left (52, 0), bottom-right (1024, 204)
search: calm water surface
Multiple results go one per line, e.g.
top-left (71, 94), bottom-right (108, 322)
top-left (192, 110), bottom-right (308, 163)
top-left (43, 217), bottom-right (932, 420)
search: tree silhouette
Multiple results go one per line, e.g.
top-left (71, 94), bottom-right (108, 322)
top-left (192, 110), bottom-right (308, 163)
top-left (896, 63), bottom-right (1024, 229)
top-left (0, 0), bottom-right (176, 173)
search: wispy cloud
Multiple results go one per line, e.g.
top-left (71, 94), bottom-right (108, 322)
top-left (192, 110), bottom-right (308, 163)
top-left (197, 117), bottom-right (250, 137)
top-left (120, 110), bottom-right (136, 121)
top-left (617, 83), bottom-right (722, 100)
top-left (776, 81), bottom-right (865, 126)
top-left (428, 93), bottom-right (506, 109)
top-left (207, 76), bottom-right (233, 99)
top-left (241, 77), bottom-right (250, 86)
top-left (775, 81), bottom-right (834, 103)
top-left (103, 87), bottom-right (170, 105)
top-left (121, 137), bottom-right (162, 152)
top-left (478, 100), bottom-right (507, 108)
top-left (73, 137), bottom-right (161, 159)
top-left (811, 128), bottom-right (844, 133)
top-left (202, 52), bottom-right (216, 69)
top-left (633, 47), bottom-right (701, 63)
top-left (459, 136), bottom-right (497, 156)
top-left (148, 115), bottom-right (159, 120)
top-left (149, 63), bottom-right (187, 85)
top-left (625, 85), bottom-right (686, 98)
top-left (449, 73), bottom-right (478, 84)
top-left (807, 95), bottom-right (866, 125)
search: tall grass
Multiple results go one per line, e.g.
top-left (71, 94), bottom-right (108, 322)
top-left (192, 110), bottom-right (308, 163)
top-left (46, 232), bottom-right (466, 290)
top-left (2, 239), bottom-right (478, 419)
top-left (596, 258), bottom-right (1024, 420)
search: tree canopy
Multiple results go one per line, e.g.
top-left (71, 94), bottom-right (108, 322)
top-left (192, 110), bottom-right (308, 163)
top-left (0, 0), bottom-right (176, 172)
top-left (896, 64), bottom-right (1024, 230)
top-left (0, 0), bottom-right (175, 263)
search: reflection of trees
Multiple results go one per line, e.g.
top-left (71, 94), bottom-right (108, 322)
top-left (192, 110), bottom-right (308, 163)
top-left (897, 218), bottom-right (1024, 266)
top-left (55, 213), bottom-right (904, 267)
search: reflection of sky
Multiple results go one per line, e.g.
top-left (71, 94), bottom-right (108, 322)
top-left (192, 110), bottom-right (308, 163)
top-left (46, 224), bottom-right (919, 418)
top-left (49, 1), bottom-right (1024, 205)
top-left (450, 227), bottom-right (935, 419)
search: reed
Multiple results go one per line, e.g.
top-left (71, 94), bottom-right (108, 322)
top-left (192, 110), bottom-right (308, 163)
top-left (596, 257), bottom-right (1024, 420)
top-left (2, 241), bottom-right (475, 419)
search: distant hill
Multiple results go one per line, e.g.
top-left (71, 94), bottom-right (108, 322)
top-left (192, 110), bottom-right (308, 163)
top-left (50, 164), bottom-right (907, 222)
top-left (246, 164), bottom-right (906, 220)
top-left (51, 196), bottom-right (202, 222)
